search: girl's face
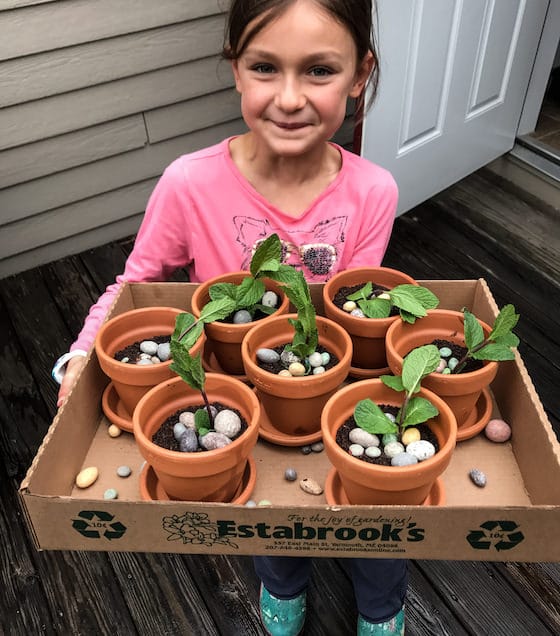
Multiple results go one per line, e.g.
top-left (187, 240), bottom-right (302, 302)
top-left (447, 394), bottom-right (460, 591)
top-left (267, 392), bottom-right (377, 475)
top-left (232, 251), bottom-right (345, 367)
top-left (231, 0), bottom-right (373, 159)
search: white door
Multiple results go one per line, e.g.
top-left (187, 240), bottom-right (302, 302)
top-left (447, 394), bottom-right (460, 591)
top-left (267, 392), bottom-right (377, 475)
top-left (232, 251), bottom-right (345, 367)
top-left (361, 0), bottom-right (550, 214)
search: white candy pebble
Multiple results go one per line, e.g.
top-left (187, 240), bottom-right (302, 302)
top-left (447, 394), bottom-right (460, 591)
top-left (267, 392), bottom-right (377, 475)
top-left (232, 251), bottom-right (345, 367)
top-left (214, 409), bottom-right (242, 438)
top-left (349, 428), bottom-right (380, 447)
top-left (406, 440), bottom-right (436, 461)
top-left (383, 441), bottom-right (405, 458)
top-left (76, 467), bottom-right (98, 489)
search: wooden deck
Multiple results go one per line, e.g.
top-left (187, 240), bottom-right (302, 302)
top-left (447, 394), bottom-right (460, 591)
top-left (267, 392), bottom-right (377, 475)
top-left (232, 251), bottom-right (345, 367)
top-left (1, 167), bottom-right (559, 635)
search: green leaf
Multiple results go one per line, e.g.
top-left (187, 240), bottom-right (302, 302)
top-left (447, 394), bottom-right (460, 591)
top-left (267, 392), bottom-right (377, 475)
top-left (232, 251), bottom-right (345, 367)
top-left (199, 297), bottom-right (237, 323)
top-left (489, 304), bottom-right (519, 340)
top-left (354, 399), bottom-right (397, 435)
top-left (402, 396), bottom-right (439, 428)
top-left (173, 313), bottom-right (196, 340)
top-left (493, 332), bottom-right (519, 348)
top-left (250, 234), bottom-right (282, 277)
top-left (209, 282), bottom-right (237, 301)
top-left (267, 264), bottom-right (300, 286)
top-left (471, 344), bottom-right (516, 361)
top-left (389, 285), bottom-right (437, 317)
top-left (347, 282), bottom-right (372, 302)
top-left (195, 407), bottom-right (210, 432)
top-left (380, 374), bottom-right (404, 392)
top-left (463, 309), bottom-right (484, 350)
top-left (190, 353), bottom-right (206, 388)
top-left (401, 344), bottom-right (440, 394)
top-left (235, 277), bottom-right (266, 308)
top-left (399, 309), bottom-right (418, 324)
top-left (358, 298), bottom-right (391, 318)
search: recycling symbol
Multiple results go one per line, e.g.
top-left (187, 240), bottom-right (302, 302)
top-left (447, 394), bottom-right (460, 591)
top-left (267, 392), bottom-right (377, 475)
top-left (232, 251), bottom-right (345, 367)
top-left (466, 520), bottom-right (524, 551)
top-left (72, 510), bottom-right (127, 540)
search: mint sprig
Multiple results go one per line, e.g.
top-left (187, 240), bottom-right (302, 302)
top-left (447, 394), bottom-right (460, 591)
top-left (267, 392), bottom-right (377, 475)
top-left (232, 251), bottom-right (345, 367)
top-left (354, 345), bottom-right (440, 439)
top-left (453, 304), bottom-right (519, 373)
top-left (347, 283), bottom-right (439, 323)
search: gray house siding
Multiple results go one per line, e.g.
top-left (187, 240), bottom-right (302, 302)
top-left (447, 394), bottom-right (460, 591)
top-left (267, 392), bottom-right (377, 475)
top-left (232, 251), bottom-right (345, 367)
top-left (0, 0), bottom-right (354, 279)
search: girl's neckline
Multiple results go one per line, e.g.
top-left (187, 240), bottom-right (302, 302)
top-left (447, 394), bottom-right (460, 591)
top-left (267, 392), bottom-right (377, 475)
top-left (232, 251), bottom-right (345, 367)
top-left (224, 136), bottom-right (346, 219)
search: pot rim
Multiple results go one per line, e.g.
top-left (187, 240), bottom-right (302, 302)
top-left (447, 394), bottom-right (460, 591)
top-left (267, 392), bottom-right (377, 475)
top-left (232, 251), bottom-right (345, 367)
top-left (133, 374), bottom-right (260, 465)
top-left (321, 378), bottom-right (457, 479)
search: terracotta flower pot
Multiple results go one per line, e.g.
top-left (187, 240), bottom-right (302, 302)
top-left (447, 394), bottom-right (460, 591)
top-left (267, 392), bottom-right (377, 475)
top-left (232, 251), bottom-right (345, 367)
top-left (241, 313), bottom-right (352, 443)
top-left (133, 374), bottom-right (260, 501)
top-left (322, 267), bottom-right (417, 377)
top-left (191, 271), bottom-right (290, 376)
top-left (385, 309), bottom-right (498, 437)
top-left (321, 379), bottom-right (457, 505)
top-left (96, 307), bottom-right (204, 418)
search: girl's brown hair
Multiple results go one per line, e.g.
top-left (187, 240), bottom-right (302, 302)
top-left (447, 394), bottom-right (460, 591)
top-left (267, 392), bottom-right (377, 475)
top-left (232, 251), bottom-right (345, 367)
top-left (222, 0), bottom-right (380, 113)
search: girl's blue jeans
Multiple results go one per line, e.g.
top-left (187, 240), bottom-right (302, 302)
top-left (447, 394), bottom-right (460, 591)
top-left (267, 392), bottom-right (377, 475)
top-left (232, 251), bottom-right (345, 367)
top-left (254, 556), bottom-right (408, 623)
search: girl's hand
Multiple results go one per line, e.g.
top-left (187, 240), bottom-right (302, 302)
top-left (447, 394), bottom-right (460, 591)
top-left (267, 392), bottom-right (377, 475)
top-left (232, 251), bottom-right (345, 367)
top-left (57, 356), bottom-right (85, 408)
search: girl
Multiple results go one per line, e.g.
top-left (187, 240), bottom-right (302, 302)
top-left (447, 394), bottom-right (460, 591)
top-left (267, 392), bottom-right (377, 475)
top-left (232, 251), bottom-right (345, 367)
top-left (53, 1), bottom-right (405, 634)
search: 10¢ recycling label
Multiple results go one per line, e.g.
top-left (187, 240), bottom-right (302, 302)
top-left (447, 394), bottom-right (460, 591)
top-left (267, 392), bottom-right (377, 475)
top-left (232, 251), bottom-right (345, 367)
top-left (72, 510), bottom-right (127, 540)
top-left (467, 520), bottom-right (524, 551)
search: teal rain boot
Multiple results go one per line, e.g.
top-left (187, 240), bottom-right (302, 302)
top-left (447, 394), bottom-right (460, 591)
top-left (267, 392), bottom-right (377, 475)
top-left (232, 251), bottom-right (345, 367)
top-left (357, 607), bottom-right (405, 635)
top-left (259, 584), bottom-right (306, 636)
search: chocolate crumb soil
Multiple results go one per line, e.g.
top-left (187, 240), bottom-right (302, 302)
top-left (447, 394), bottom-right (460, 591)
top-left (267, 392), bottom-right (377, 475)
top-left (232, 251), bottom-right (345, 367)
top-left (332, 283), bottom-right (399, 317)
top-left (152, 402), bottom-right (248, 452)
top-left (114, 335), bottom-right (169, 362)
top-left (257, 344), bottom-right (339, 374)
top-left (430, 339), bottom-right (483, 373)
top-left (336, 405), bottom-right (440, 467)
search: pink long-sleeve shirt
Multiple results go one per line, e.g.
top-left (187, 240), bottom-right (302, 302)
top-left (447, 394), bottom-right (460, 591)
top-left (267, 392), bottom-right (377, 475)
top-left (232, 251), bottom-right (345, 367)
top-left (71, 137), bottom-right (398, 353)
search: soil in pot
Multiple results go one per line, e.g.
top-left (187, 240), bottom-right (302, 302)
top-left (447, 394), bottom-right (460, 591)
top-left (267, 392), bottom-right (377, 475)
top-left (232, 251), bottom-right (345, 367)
top-left (430, 339), bottom-right (483, 374)
top-left (336, 413), bottom-right (440, 467)
top-left (332, 283), bottom-right (399, 317)
top-left (152, 403), bottom-right (248, 452)
top-left (114, 335), bottom-right (170, 363)
top-left (256, 344), bottom-right (339, 375)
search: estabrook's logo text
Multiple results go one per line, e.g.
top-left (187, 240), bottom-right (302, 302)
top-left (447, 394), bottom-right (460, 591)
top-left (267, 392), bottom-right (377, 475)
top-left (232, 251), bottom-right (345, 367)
top-left (217, 520), bottom-right (425, 543)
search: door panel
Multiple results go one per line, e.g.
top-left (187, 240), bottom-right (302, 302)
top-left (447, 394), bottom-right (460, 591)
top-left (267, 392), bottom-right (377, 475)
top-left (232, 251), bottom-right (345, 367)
top-left (362, 0), bottom-right (549, 214)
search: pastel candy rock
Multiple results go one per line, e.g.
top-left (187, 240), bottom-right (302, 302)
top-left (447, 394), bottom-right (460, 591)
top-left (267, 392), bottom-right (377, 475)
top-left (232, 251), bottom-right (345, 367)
top-left (469, 468), bottom-right (487, 487)
top-left (103, 488), bottom-right (118, 500)
top-left (179, 428), bottom-right (199, 452)
top-left (76, 466), bottom-right (99, 489)
top-left (300, 445), bottom-right (312, 455)
top-left (278, 369), bottom-right (292, 377)
top-left (136, 358), bottom-right (153, 365)
top-left (281, 350), bottom-right (300, 366)
top-left (261, 291), bottom-right (278, 307)
top-left (116, 465), bottom-right (132, 478)
top-left (199, 431), bottom-right (232, 451)
top-left (173, 422), bottom-right (187, 440)
top-left (382, 433), bottom-right (398, 446)
top-left (311, 442), bottom-right (324, 452)
top-left (365, 446), bottom-right (382, 459)
top-left (288, 362), bottom-right (306, 376)
top-left (383, 441), bottom-right (405, 458)
top-left (401, 427), bottom-right (421, 446)
top-left (214, 409), bottom-right (242, 438)
top-left (284, 468), bottom-right (297, 481)
top-left (406, 440), bottom-right (436, 461)
top-left (233, 309), bottom-right (252, 324)
top-left (436, 359), bottom-right (447, 373)
top-left (343, 300), bottom-right (357, 312)
top-left (157, 342), bottom-right (171, 361)
top-left (350, 308), bottom-right (365, 318)
top-left (299, 478), bottom-right (323, 495)
top-left (320, 352), bottom-right (331, 365)
top-left (349, 443), bottom-right (365, 457)
top-left (312, 366), bottom-right (325, 375)
top-left (140, 340), bottom-right (158, 355)
top-left (108, 424), bottom-right (122, 438)
top-left (383, 413), bottom-right (396, 423)
top-left (439, 347), bottom-right (452, 358)
top-left (349, 428), bottom-right (380, 448)
top-left (245, 500), bottom-right (257, 508)
top-left (151, 356), bottom-right (161, 364)
top-left (391, 452), bottom-right (418, 467)
top-left (308, 352), bottom-right (323, 367)
top-left (447, 357), bottom-right (459, 371)
top-left (485, 418), bottom-right (512, 443)
top-left (179, 411), bottom-right (196, 429)
top-left (257, 348), bottom-right (280, 364)
top-left (377, 292), bottom-right (391, 301)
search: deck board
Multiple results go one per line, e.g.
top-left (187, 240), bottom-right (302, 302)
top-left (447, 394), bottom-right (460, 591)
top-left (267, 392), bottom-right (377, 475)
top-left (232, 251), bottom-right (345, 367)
top-left (1, 166), bottom-right (560, 634)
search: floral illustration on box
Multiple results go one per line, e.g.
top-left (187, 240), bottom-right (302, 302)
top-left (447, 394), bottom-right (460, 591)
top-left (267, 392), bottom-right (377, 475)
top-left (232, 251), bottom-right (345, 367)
top-left (162, 512), bottom-right (238, 548)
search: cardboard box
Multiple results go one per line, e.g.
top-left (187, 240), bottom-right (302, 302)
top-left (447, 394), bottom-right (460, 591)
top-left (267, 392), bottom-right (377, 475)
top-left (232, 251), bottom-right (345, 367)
top-left (19, 281), bottom-right (560, 561)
